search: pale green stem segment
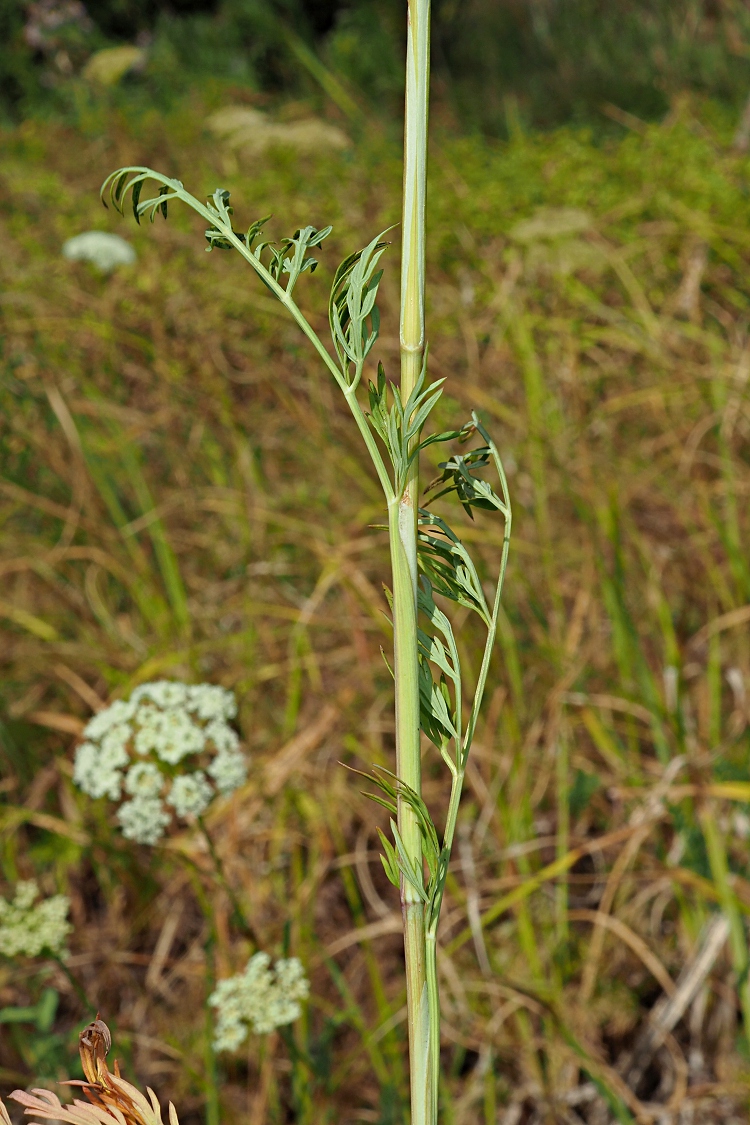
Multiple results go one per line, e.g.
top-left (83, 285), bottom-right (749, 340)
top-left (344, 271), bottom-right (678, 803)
top-left (389, 495), bottom-right (429, 1123)
top-left (398, 0), bottom-right (432, 1120)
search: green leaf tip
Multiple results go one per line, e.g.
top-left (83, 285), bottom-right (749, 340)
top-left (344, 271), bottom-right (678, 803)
top-left (329, 230), bottom-right (392, 387)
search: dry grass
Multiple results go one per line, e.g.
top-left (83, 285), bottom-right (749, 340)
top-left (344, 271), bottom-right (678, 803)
top-left (1, 95), bottom-right (750, 1124)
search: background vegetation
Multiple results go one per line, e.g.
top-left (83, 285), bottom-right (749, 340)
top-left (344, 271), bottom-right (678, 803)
top-left (3, 2), bottom-right (750, 1124)
top-left (5, 0), bottom-right (750, 131)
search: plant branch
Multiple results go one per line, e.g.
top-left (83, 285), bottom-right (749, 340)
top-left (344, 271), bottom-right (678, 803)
top-left (197, 817), bottom-right (259, 946)
top-left (51, 954), bottom-right (96, 1015)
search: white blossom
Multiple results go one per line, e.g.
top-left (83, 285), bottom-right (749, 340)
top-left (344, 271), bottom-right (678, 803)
top-left (73, 680), bottom-right (247, 845)
top-left (124, 761), bottom-right (163, 798)
top-left (63, 231), bottom-right (136, 272)
top-left (188, 684), bottom-right (237, 722)
top-left (208, 750), bottom-right (247, 795)
top-left (167, 771), bottom-right (213, 818)
top-left (205, 719), bottom-right (240, 754)
top-left (73, 741), bottom-right (124, 800)
top-left (211, 1006), bottom-right (247, 1053)
top-left (209, 953), bottom-right (309, 1050)
top-left (0, 881), bottom-right (71, 958)
top-left (82, 699), bottom-right (136, 741)
top-left (132, 681), bottom-right (188, 709)
top-left (117, 797), bottom-right (171, 845)
top-left (134, 707), bottom-right (206, 764)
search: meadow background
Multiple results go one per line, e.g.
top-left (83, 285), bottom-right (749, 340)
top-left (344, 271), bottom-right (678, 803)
top-left (2, 2), bottom-right (750, 1123)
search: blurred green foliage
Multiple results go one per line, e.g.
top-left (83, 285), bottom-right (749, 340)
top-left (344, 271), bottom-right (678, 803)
top-left (5, 0), bottom-right (750, 132)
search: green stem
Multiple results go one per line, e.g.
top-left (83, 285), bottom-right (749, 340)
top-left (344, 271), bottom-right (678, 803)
top-left (280, 26), bottom-right (362, 122)
top-left (106, 172), bottom-right (395, 503)
top-left (700, 805), bottom-right (750, 1037)
top-left (52, 954), bottom-right (96, 1015)
top-left (203, 940), bottom-right (220, 1125)
top-left (424, 929), bottom-right (440, 1121)
top-left (389, 498), bottom-right (429, 1124)
top-left (422, 422), bottom-right (511, 1118)
top-left (180, 858), bottom-right (222, 1125)
top-left (556, 730), bottom-right (570, 948)
top-left (397, 0), bottom-right (432, 1120)
top-left (197, 817), bottom-right (259, 946)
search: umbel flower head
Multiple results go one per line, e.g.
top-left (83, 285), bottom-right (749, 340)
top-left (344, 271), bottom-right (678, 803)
top-left (62, 231), bottom-right (136, 272)
top-left (0, 880), bottom-right (71, 958)
top-left (73, 681), bottom-right (247, 845)
top-left (209, 952), bottom-right (310, 1050)
top-left (1, 1017), bottom-right (181, 1125)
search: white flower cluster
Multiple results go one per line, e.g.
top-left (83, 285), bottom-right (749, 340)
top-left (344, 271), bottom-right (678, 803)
top-left (0, 881), bottom-right (71, 958)
top-left (209, 953), bottom-right (310, 1050)
top-left (73, 681), bottom-right (247, 845)
top-left (62, 231), bottom-right (136, 272)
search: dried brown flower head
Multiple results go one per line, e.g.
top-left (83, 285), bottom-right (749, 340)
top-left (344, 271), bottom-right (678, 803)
top-left (1, 1019), bottom-right (179, 1125)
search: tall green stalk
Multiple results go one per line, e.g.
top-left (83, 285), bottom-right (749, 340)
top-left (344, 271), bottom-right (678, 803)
top-left (396, 2), bottom-right (432, 1121)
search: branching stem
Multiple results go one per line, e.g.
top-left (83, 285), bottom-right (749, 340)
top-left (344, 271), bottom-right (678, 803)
top-left (100, 17), bottom-right (513, 1111)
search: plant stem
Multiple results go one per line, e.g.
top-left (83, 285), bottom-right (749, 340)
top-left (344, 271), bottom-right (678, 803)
top-left (389, 497), bottom-right (429, 1124)
top-left (52, 954), bottom-right (96, 1015)
top-left (180, 858), bottom-right (222, 1125)
top-left (203, 938), bottom-right (221, 1125)
top-left (397, 1), bottom-right (432, 1121)
top-left (700, 805), bottom-right (750, 1036)
top-left (555, 728), bottom-right (570, 948)
top-left (280, 26), bottom-right (362, 122)
top-left (197, 817), bottom-right (259, 946)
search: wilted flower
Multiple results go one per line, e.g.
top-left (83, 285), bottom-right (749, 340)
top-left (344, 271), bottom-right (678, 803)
top-left (0, 880), bottom-right (71, 958)
top-left (1, 1016), bottom-right (182, 1125)
top-left (73, 681), bottom-right (247, 845)
top-left (209, 952), bottom-right (309, 1050)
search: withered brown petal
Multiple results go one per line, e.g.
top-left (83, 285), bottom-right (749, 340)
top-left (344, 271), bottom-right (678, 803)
top-left (79, 1018), bottom-right (113, 1085)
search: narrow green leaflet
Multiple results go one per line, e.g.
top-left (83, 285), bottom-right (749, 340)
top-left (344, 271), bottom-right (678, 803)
top-left (423, 423), bottom-right (509, 519)
top-left (365, 358), bottom-right (446, 495)
top-left (417, 510), bottom-right (490, 624)
top-left (416, 580), bottom-right (462, 751)
top-left (329, 230), bottom-right (390, 385)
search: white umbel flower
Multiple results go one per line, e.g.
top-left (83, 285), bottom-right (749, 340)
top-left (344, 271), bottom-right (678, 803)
top-left (124, 761), bottom-right (163, 798)
top-left (208, 750), bottom-right (248, 796)
top-left (167, 771), bottom-right (213, 818)
top-left (209, 953), bottom-right (309, 1050)
top-left (62, 231), bottom-right (136, 272)
top-left (73, 741), bottom-right (125, 800)
top-left (118, 797), bottom-right (171, 845)
top-left (83, 699), bottom-right (136, 741)
top-left (188, 684), bottom-right (237, 721)
top-left (134, 707), bottom-right (206, 764)
top-left (73, 680), bottom-right (247, 845)
top-left (0, 881), bottom-right (71, 958)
